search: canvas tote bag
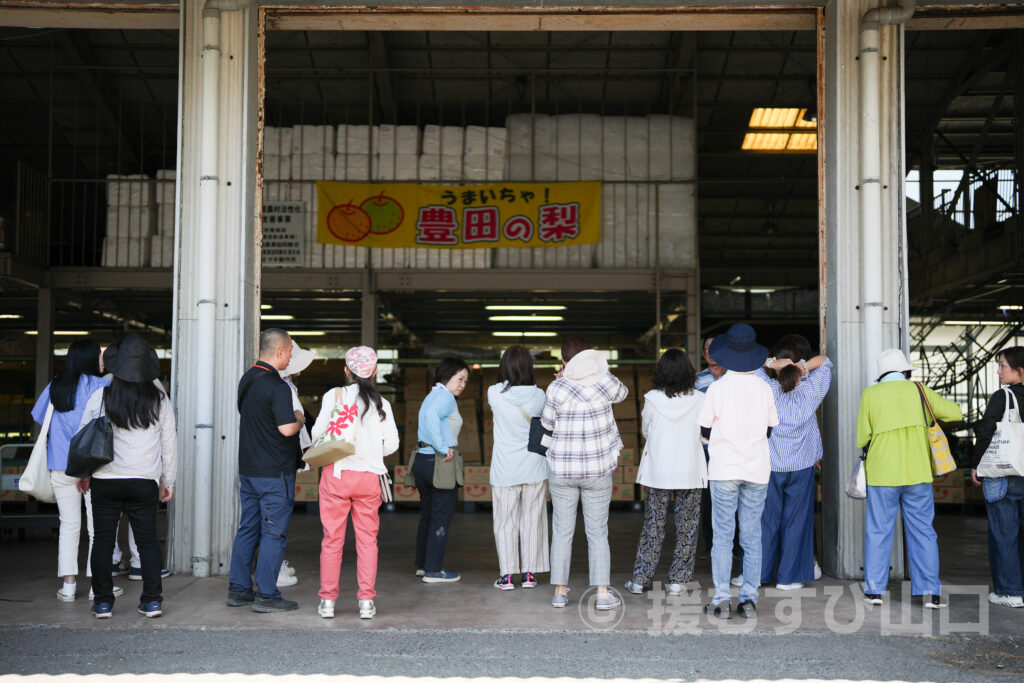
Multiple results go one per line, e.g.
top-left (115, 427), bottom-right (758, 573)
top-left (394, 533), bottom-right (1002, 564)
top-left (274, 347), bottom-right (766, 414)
top-left (18, 403), bottom-right (56, 503)
top-left (976, 387), bottom-right (1024, 478)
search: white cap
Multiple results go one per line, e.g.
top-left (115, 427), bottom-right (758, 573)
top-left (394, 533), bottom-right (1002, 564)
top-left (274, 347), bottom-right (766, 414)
top-left (876, 348), bottom-right (914, 377)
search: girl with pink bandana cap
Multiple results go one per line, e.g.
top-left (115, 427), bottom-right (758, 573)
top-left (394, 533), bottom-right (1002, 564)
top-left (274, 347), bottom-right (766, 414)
top-left (310, 346), bottom-right (399, 620)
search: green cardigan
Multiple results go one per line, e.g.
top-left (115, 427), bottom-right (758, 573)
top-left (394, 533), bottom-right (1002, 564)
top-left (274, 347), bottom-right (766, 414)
top-left (856, 380), bottom-right (963, 487)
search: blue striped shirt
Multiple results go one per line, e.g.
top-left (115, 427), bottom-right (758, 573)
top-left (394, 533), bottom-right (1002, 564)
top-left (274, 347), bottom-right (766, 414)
top-left (755, 359), bottom-right (832, 471)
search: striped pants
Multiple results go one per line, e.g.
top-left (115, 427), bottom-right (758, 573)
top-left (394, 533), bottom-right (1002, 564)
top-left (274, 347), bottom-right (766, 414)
top-left (549, 473), bottom-right (613, 586)
top-left (492, 481), bottom-right (550, 576)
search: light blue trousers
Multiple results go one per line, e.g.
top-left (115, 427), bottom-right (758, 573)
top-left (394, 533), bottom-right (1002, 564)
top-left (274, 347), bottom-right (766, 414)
top-left (864, 482), bottom-right (941, 596)
top-left (710, 479), bottom-right (768, 604)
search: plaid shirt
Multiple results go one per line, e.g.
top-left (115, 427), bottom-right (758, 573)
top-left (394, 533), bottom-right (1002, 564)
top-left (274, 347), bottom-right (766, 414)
top-left (541, 372), bottom-right (628, 479)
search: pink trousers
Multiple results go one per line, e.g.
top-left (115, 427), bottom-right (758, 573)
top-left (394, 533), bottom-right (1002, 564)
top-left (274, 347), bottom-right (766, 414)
top-left (318, 469), bottom-right (381, 601)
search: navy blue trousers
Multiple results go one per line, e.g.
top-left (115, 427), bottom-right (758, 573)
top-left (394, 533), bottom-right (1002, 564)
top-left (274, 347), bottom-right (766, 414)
top-left (760, 466), bottom-right (815, 585)
top-left (229, 473), bottom-right (295, 599)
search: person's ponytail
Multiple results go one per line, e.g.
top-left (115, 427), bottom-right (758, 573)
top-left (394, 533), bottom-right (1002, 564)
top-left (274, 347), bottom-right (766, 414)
top-left (353, 373), bottom-right (386, 422)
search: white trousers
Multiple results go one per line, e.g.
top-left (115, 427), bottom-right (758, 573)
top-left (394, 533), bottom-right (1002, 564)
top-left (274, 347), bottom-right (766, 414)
top-left (50, 470), bottom-right (93, 578)
top-left (492, 481), bottom-right (550, 576)
top-left (50, 470), bottom-right (140, 578)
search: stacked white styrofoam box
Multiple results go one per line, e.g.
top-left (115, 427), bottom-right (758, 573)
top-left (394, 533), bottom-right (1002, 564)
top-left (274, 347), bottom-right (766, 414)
top-left (417, 155), bottom-right (462, 181)
top-left (345, 125), bottom-right (378, 155)
top-left (291, 125), bottom-right (335, 156)
top-left (264, 126), bottom-right (292, 180)
top-left (104, 174), bottom-right (155, 267)
top-left (652, 183), bottom-right (697, 268)
top-left (151, 169), bottom-right (176, 267)
top-left (377, 154), bottom-right (419, 181)
top-left (647, 115), bottom-right (695, 181)
top-left (291, 153), bottom-right (336, 180)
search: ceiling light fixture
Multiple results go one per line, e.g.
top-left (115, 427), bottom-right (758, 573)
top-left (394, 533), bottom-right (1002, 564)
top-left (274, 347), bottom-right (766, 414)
top-left (488, 315), bottom-right (564, 322)
top-left (260, 304), bottom-right (273, 310)
top-left (942, 320), bottom-right (1013, 326)
top-left (485, 305), bottom-right (567, 311)
top-left (998, 305), bottom-right (1022, 311)
top-left (287, 331), bottom-right (327, 336)
top-left (25, 330), bottom-right (90, 336)
top-left (260, 314), bottom-right (294, 321)
top-left (492, 331), bottom-right (558, 338)
top-left (0, 314), bottom-right (23, 319)
top-left (742, 107), bottom-right (817, 153)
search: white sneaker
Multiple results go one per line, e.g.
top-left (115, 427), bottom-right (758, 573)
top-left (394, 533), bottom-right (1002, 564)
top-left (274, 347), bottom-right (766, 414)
top-left (281, 560), bottom-right (296, 577)
top-left (415, 569), bottom-right (425, 577)
top-left (276, 569), bottom-right (298, 588)
top-left (667, 583), bottom-right (684, 596)
top-left (988, 593), bottom-right (1024, 608)
top-left (813, 560), bottom-right (822, 581)
top-left (623, 580), bottom-right (644, 595)
top-left (56, 588), bottom-right (76, 602)
top-left (776, 582), bottom-right (804, 591)
top-left (730, 575), bottom-right (744, 587)
top-left (88, 586), bottom-right (124, 600)
top-left (318, 599), bottom-right (335, 618)
top-left (359, 599), bottom-right (376, 619)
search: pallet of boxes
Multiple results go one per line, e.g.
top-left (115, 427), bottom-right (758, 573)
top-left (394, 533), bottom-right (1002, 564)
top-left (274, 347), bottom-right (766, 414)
top-left (104, 174), bottom-right (156, 267)
top-left (613, 366), bottom-right (641, 504)
top-left (457, 371), bottom-right (489, 506)
top-left (393, 366), bottom-right (431, 504)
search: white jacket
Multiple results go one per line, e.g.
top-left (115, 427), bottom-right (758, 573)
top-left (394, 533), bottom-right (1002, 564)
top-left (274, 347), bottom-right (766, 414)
top-left (311, 385), bottom-right (399, 477)
top-left (637, 389), bottom-right (707, 490)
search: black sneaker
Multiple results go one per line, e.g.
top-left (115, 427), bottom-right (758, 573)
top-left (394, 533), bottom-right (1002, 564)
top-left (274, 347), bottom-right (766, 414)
top-left (864, 593), bottom-right (883, 605)
top-left (703, 602), bottom-right (731, 619)
top-left (226, 589), bottom-right (256, 607)
top-left (737, 599), bottom-right (757, 619)
top-left (252, 596), bottom-right (298, 613)
top-left (916, 594), bottom-right (947, 609)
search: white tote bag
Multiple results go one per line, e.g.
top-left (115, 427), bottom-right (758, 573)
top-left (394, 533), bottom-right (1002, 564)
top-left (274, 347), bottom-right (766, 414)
top-left (18, 403), bottom-right (56, 503)
top-left (976, 388), bottom-right (1024, 478)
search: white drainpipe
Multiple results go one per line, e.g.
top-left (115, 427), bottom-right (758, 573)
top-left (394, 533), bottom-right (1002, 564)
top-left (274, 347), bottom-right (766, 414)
top-left (191, 6), bottom-right (221, 578)
top-left (859, 0), bottom-right (915, 382)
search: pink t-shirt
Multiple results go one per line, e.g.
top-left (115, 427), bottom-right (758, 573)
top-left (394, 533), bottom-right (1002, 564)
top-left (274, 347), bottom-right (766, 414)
top-left (697, 371), bottom-right (779, 485)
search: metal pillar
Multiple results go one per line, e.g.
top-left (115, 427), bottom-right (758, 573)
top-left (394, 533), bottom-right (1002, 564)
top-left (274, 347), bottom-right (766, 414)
top-left (822, 0), bottom-right (909, 580)
top-left (169, 0), bottom-right (260, 576)
top-left (34, 288), bottom-right (54, 399)
top-left (361, 270), bottom-right (378, 349)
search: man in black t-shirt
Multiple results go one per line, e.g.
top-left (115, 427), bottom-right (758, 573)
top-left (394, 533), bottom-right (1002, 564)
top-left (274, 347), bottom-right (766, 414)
top-left (226, 328), bottom-right (305, 613)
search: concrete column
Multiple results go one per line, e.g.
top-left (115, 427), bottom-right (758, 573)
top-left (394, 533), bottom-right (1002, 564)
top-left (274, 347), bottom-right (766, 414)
top-left (34, 287), bottom-right (54, 399)
top-left (822, 0), bottom-right (909, 580)
top-left (169, 0), bottom-right (259, 575)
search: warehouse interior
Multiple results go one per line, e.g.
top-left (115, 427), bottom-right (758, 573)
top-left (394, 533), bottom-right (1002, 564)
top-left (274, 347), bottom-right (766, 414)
top-left (0, 17), bottom-right (1021, 513)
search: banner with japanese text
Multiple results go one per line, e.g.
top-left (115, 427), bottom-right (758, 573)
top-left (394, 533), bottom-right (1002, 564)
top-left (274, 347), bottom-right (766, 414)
top-left (315, 181), bottom-right (601, 248)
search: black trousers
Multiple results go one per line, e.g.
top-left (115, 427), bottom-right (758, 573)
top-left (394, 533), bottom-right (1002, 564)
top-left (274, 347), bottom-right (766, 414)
top-left (413, 453), bottom-right (458, 573)
top-left (91, 478), bottom-right (163, 604)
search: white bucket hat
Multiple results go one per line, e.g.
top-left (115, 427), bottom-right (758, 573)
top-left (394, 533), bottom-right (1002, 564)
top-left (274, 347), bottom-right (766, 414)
top-left (280, 340), bottom-right (317, 378)
top-left (876, 348), bottom-right (914, 377)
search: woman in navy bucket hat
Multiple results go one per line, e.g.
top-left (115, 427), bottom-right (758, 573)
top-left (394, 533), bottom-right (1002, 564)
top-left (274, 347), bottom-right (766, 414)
top-left (698, 323), bottom-right (779, 620)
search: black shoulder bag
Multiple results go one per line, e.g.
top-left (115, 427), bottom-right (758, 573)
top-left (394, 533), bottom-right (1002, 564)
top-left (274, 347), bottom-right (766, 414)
top-left (66, 391), bottom-right (115, 478)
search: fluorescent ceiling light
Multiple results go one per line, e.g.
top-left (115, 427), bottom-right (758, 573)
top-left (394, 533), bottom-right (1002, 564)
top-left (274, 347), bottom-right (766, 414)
top-left (261, 304), bottom-right (273, 310)
top-left (492, 331), bottom-right (558, 338)
top-left (0, 314), bottom-right (22, 319)
top-left (742, 108), bottom-right (817, 152)
top-left (488, 315), bottom-right (564, 322)
top-left (485, 305), bottom-right (567, 311)
top-left (260, 314), bottom-right (294, 320)
top-left (288, 331), bottom-right (326, 336)
top-left (998, 305), bottom-right (1022, 311)
top-left (25, 330), bottom-right (89, 336)
top-left (942, 320), bottom-right (1014, 326)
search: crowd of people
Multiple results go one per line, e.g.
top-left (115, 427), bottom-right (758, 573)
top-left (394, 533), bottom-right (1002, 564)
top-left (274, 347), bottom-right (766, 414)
top-left (29, 326), bottom-right (1024, 620)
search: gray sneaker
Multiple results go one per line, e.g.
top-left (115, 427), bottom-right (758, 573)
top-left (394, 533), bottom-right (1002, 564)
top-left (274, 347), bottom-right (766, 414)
top-left (551, 590), bottom-right (570, 608)
top-left (624, 580), bottom-right (644, 595)
top-left (595, 594), bottom-right (622, 610)
top-left (252, 596), bottom-right (298, 613)
top-left (226, 589), bottom-right (255, 607)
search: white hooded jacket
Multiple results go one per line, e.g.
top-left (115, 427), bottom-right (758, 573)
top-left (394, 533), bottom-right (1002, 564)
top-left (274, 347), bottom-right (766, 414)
top-left (637, 388), bottom-right (707, 490)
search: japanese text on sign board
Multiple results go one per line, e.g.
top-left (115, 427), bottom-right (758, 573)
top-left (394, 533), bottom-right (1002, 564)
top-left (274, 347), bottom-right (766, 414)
top-left (261, 201), bottom-right (306, 267)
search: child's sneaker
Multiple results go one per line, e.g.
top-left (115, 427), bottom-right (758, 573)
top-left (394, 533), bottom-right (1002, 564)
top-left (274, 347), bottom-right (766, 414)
top-left (358, 599), bottom-right (376, 619)
top-left (521, 572), bottom-right (537, 588)
top-left (493, 574), bottom-right (515, 590)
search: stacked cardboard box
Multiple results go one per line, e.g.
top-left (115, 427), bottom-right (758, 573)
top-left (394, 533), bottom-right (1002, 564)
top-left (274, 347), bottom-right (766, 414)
top-left (615, 366), bottom-right (640, 467)
top-left (457, 399), bottom-right (483, 463)
top-left (463, 465), bottom-right (492, 502)
top-left (393, 464), bottom-right (419, 502)
top-left (933, 470), bottom-right (965, 504)
top-left (294, 468), bottom-right (319, 502)
top-left (402, 367), bottom-right (431, 462)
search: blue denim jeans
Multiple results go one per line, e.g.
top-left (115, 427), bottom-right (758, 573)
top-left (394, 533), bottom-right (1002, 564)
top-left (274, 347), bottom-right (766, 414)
top-left (864, 483), bottom-right (940, 596)
top-left (984, 475), bottom-right (1024, 596)
top-left (229, 473), bottom-right (295, 599)
top-left (709, 479), bottom-right (768, 604)
top-left (760, 467), bottom-right (815, 585)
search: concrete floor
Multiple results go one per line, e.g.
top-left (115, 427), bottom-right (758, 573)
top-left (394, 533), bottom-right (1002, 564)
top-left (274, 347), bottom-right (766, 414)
top-left (0, 505), bottom-right (1021, 638)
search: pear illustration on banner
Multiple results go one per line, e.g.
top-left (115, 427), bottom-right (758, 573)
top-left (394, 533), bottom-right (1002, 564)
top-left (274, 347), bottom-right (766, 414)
top-left (326, 200), bottom-right (372, 242)
top-left (360, 191), bottom-right (404, 235)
